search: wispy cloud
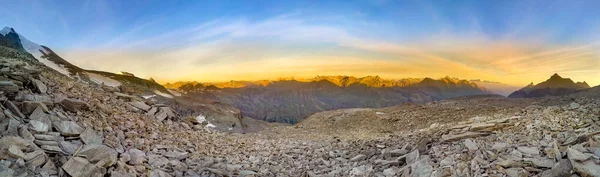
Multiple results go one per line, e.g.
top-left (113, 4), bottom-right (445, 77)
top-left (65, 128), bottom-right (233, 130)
top-left (62, 13), bottom-right (600, 86)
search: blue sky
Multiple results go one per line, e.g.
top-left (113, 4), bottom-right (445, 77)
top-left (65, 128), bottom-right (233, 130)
top-left (1, 0), bottom-right (600, 85)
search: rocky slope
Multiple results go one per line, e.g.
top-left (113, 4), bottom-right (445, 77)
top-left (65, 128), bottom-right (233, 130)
top-left (167, 76), bottom-right (491, 123)
top-left (509, 73), bottom-right (590, 98)
top-left (0, 27), bottom-right (172, 99)
top-left (2, 50), bottom-right (600, 176)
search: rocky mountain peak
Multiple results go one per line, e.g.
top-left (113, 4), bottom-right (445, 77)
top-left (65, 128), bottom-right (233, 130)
top-left (0, 26), bottom-right (16, 35)
top-left (508, 73), bottom-right (591, 98)
top-left (549, 73), bottom-right (562, 79)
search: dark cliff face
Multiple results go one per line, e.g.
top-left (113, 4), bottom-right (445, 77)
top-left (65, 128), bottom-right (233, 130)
top-left (172, 77), bottom-right (490, 124)
top-left (508, 73), bottom-right (590, 98)
top-left (0, 28), bottom-right (26, 51)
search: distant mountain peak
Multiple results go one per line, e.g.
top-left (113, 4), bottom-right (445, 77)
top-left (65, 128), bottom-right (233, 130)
top-left (549, 73), bottom-right (563, 80)
top-left (0, 27), bottom-right (14, 35)
top-left (508, 73), bottom-right (590, 98)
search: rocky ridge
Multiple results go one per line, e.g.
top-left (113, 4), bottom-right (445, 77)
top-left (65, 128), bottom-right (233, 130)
top-left (509, 73), bottom-right (591, 98)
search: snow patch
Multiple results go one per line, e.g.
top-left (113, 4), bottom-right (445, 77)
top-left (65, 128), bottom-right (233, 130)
top-left (3, 28), bottom-right (72, 76)
top-left (153, 90), bottom-right (173, 98)
top-left (167, 89), bottom-right (182, 96)
top-left (376, 112), bottom-right (385, 115)
top-left (87, 72), bottom-right (121, 87)
top-left (206, 123), bottom-right (216, 128)
top-left (142, 95), bottom-right (156, 99)
top-left (195, 115), bottom-right (207, 124)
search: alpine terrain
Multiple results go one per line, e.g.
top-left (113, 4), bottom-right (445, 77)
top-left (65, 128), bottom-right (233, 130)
top-left (1, 24), bottom-right (600, 177)
top-left (165, 76), bottom-right (491, 123)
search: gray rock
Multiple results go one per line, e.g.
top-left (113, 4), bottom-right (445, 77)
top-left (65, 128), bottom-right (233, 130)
top-left (155, 110), bottom-right (168, 122)
top-left (59, 98), bottom-right (89, 112)
top-left (524, 158), bottom-right (555, 168)
top-left (31, 79), bottom-right (47, 94)
top-left (59, 141), bottom-right (80, 155)
top-left (21, 101), bottom-right (48, 115)
top-left (127, 148), bottom-right (146, 165)
top-left (29, 120), bottom-right (49, 133)
top-left (78, 144), bottom-right (118, 168)
top-left (239, 170), bottom-right (258, 176)
top-left (146, 107), bottom-right (158, 116)
top-left (505, 168), bottom-right (524, 177)
top-left (150, 169), bottom-right (171, 177)
top-left (567, 148), bottom-right (600, 177)
top-left (0, 160), bottom-right (14, 177)
top-left (441, 132), bottom-right (490, 142)
top-left (567, 148), bottom-right (591, 161)
top-left (80, 129), bottom-right (102, 145)
top-left (411, 159), bottom-right (433, 177)
top-left (54, 121), bottom-right (85, 136)
top-left (517, 146), bottom-right (540, 155)
top-left (41, 145), bottom-right (64, 154)
top-left (569, 102), bottom-right (580, 109)
top-left (492, 142), bottom-right (508, 150)
top-left (159, 107), bottom-right (175, 118)
top-left (163, 151), bottom-right (189, 160)
top-left (4, 100), bottom-right (25, 119)
top-left (148, 155), bottom-right (169, 168)
top-left (464, 139), bottom-right (478, 151)
top-left (62, 157), bottom-right (105, 177)
top-left (405, 150), bottom-right (420, 164)
top-left (128, 101), bottom-right (151, 111)
top-left (541, 159), bottom-right (572, 177)
top-left (34, 134), bottom-right (57, 141)
top-left (18, 127), bottom-right (35, 141)
top-left (350, 154), bottom-right (366, 162)
top-left (0, 80), bottom-right (18, 95)
top-left (8, 145), bottom-right (25, 159)
top-left (34, 140), bottom-right (59, 146)
top-left (390, 149), bottom-right (409, 157)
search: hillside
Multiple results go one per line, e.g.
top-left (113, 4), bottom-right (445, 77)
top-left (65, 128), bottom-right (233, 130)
top-left (508, 73), bottom-right (590, 98)
top-left (167, 76), bottom-right (491, 123)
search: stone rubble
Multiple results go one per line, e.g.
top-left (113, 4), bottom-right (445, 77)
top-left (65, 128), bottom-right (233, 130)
top-left (1, 56), bottom-right (600, 177)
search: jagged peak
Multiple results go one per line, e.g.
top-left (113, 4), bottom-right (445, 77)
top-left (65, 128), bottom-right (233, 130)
top-left (549, 73), bottom-right (562, 79)
top-left (0, 26), bottom-right (14, 35)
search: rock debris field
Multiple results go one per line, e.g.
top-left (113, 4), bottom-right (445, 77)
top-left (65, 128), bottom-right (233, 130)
top-left (1, 56), bottom-right (600, 177)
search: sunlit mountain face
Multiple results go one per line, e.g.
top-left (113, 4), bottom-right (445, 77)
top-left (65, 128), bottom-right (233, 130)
top-left (2, 0), bottom-right (599, 88)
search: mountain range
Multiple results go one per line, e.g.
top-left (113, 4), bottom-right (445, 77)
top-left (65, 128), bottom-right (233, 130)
top-left (5, 26), bottom-right (592, 125)
top-left (166, 76), bottom-right (492, 123)
top-left (508, 73), bottom-right (590, 98)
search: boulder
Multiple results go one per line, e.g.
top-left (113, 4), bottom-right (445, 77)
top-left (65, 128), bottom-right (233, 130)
top-left (59, 98), bottom-right (89, 112)
top-left (8, 145), bottom-right (26, 159)
top-left (21, 101), bottom-right (48, 115)
top-left (80, 129), bottom-right (103, 145)
top-left (59, 141), bottom-right (80, 155)
top-left (62, 157), bottom-right (105, 177)
top-left (541, 159), bottom-right (572, 177)
top-left (29, 120), bottom-right (49, 133)
top-left (4, 100), bottom-right (25, 119)
top-left (127, 148), bottom-right (146, 165)
top-left (128, 101), bottom-right (151, 111)
top-left (31, 78), bottom-right (47, 94)
top-left (54, 121), bottom-right (85, 136)
top-left (78, 144), bottom-right (118, 167)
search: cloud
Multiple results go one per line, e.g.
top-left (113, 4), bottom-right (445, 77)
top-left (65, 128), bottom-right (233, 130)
top-left (63, 13), bottom-right (600, 86)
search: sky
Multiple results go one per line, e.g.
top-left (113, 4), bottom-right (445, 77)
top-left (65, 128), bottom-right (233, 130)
top-left (1, 0), bottom-right (600, 86)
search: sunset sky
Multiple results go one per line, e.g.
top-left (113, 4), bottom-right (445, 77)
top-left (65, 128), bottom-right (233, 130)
top-left (1, 0), bottom-right (599, 86)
